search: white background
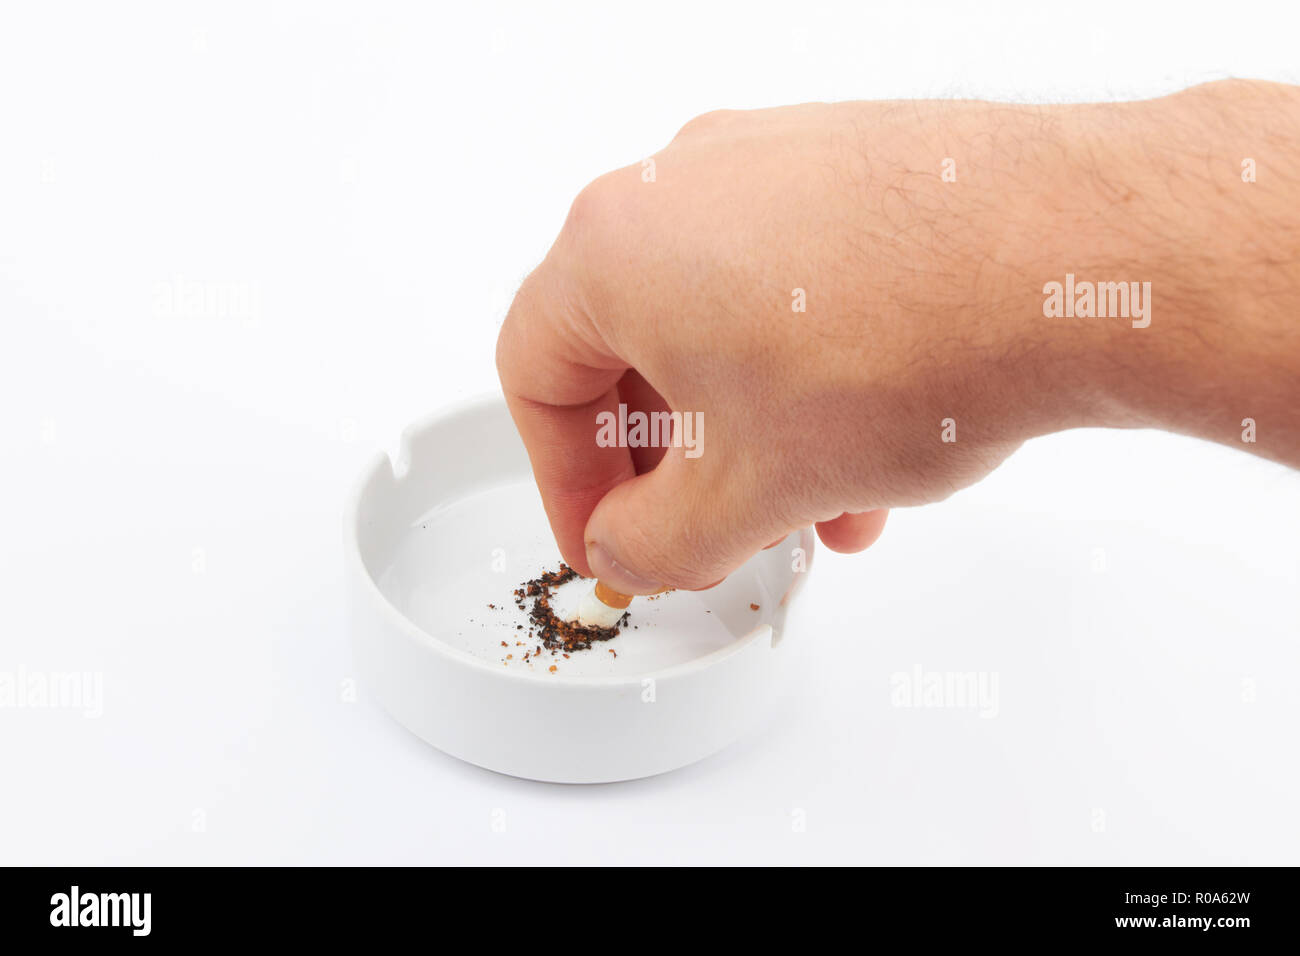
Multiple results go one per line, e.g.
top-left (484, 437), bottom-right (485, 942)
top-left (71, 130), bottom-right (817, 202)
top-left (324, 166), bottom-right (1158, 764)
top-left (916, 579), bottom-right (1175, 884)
top-left (2, 0), bottom-right (1297, 864)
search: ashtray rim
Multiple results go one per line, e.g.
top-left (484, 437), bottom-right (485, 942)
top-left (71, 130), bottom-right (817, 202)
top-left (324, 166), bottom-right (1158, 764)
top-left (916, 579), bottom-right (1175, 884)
top-left (344, 392), bottom-right (815, 688)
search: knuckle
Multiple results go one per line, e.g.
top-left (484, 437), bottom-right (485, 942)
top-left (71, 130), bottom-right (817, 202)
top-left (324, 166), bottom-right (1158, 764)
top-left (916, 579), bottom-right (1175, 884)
top-left (494, 272), bottom-right (540, 383)
top-left (561, 172), bottom-right (624, 243)
top-left (673, 108), bottom-right (736, 141)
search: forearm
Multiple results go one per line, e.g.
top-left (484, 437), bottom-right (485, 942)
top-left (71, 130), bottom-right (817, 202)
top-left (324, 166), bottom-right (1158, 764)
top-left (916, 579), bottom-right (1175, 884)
top-left (1021, 80), bottom-right (1300, 465)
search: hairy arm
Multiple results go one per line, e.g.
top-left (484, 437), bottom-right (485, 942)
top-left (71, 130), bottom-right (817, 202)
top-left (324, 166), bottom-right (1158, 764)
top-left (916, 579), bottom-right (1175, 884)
top-left (1017, 79), bottom-right (1300, 464)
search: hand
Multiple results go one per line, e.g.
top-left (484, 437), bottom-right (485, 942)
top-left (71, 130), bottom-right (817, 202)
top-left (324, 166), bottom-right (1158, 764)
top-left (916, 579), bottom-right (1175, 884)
top-left (497, 81), bottom-right (1300, 594)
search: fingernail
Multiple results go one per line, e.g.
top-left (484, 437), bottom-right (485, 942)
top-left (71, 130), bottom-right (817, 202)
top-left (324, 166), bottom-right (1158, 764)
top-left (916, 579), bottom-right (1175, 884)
top-left (585, 541), bottom-right (663, 596)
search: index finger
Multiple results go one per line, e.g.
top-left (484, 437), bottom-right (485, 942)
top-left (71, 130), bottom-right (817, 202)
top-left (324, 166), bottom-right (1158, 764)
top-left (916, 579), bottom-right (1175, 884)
top-left (495, 265), bottom-right (633, 577)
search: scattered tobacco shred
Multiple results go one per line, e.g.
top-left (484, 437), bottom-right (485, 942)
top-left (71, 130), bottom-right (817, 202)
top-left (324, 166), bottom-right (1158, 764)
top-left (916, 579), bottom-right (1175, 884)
top-left (512, 563), bottom-right (629, 653)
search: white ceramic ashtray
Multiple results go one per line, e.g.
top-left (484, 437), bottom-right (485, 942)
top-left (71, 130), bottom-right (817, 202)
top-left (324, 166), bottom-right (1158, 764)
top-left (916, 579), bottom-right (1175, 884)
top-left (345, 395), bottom-right (814, 783)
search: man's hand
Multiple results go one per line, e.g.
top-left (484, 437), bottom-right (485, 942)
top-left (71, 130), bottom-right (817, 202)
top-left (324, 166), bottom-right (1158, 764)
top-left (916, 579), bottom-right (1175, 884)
top-left (496, 80), bottom-right (1300, 595)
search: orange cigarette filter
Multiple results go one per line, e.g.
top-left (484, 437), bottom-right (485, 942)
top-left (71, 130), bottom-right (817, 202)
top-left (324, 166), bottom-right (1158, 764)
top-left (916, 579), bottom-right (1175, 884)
top-left (593, 580), bottom-right (632, 609)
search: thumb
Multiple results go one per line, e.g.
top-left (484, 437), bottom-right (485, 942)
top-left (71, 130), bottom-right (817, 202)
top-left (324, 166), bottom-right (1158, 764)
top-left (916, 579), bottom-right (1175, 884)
top-left (583, 451), bottom-right (773, 594)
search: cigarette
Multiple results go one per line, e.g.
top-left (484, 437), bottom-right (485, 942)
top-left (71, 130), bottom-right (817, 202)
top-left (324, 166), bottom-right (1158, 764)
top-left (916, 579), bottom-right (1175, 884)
top-left (574, 580), bottom-right (632, 629)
